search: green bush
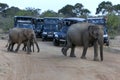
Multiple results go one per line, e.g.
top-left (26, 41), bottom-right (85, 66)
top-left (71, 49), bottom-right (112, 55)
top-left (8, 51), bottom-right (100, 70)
top-left (106, 13), bottom-right (120, 38)
top-left (0, 15), bottom-right (14, 32)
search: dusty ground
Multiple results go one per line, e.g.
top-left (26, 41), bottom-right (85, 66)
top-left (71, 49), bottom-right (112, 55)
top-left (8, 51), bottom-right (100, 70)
top-left (0, 36), bottom-right (120, 80)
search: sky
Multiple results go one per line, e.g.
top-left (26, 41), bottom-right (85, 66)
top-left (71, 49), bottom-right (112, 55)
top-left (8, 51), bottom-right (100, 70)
top-left (0, 0), bottom-right (120, 15)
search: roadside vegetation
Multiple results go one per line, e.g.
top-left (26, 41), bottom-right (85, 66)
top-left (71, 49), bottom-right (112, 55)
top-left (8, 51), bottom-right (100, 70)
top-left (0, 1), bottom-right (120, 38)
top-left (106, 14), bottom-right (120, 38)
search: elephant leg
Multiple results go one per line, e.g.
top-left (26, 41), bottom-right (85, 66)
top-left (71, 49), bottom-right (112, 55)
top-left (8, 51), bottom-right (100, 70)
top-left (10, 43), bottom-right (15, 51)
top-left (22, 43), bottom-right (26, 51)
top-left (61, 41), bottom-right (72, 56)
top-left (81, 39), bottom-right (89, 59)
top-left (98, 39), bottom-right (103, 61)
top-left (26, 40), bottom-right (31, 54)
top-left (70, 44), bottom-right (76, 57)
top-left (61, 47), bottom-right (69, 56)
top-left (93, 41), bottom-right (99, 61)
top-left (29, 44), bottom-right (32, 52)
top-left (15, 43), bottom-right (21, 52)
top-left (32, 43), bottom-right (34, 52)
top-left (8, 42), bottom-right (15, 52)
top-left (81, 47), bottom-right (88, 59)
top-left (22, 45), bottom-right (24, 51)
top-left (7, 43), bottom-right (12, 51)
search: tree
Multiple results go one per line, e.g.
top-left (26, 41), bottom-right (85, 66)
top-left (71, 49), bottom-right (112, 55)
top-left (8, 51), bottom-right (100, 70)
top-left (106, 13), bottom-right (120, 37)
top-left (58, 4), bottom-right (76, 17)
top-left (73, 3), bottom-right (90, 18)
top-left (96, 1), bottom-right (113, 15)
top-left (3, 6), bottom-right (20, 17)
top-left (58, 3), bottom-right (90, 18)
top-left (0, 3), bottom-right (9, 17)
top-left (73, 3), bottom-right (83, 16)
top-left (113, 4), bottom-right (120, 15)
top-left (25, 7), bottom-right (41, 17)
top-left (16, 10), bottom-right (31, 16)
top-left (6, 7), bottom-right (41, 17)
top-left (80, 9), bottom-right (90, 18)
top-left (40, 10), bottom-right (58, 17)
top-left (0, 2), bottom-right (9, 12)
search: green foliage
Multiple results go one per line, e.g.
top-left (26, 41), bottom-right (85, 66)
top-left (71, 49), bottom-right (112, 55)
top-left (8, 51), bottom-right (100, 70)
top-left (96, 1), bottom-right (120, 15)
top-left (25, 7), bottom-right (41, 17)
top-left (0, 16), bottom-right (14, 32)
top-left (113, 4), bottom-right (120, 15)
top-left (16, 10), bottom-right (34, 16)
top-left (58, 4), bottom-right (76, 17)
top-left (96, 1), bottom-right (113, 15)
top-left (40, 10), bottom-right (59, 17)
top-left (3, 6), bottom-right (20, 17)
top-left (0, 2), bottom-right (9, 11)
top-left (73, 3), bottom-right (83, 16)
top-left (58, 3), bottom-right (90, 17)
top-left (73, 3), bottom-right (90, 17)
top-left (106, 13), bottom-right (120, 38)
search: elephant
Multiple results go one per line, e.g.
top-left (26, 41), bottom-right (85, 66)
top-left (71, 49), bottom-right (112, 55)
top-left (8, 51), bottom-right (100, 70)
top-left (61, 22), bottom-right (104, 61)
top-left (7, 28), bottom-right (40, 54)
top-left (22, 39), bottom-right (34, 52)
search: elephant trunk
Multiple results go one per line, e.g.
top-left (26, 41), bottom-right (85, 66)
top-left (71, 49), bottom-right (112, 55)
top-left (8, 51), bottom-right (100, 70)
top-left (100, 44), bottom-right (103, 61)
top-left (98, 37), bottom-right (103, 61)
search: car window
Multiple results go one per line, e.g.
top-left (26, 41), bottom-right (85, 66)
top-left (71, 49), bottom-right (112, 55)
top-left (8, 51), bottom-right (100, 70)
top-left (44, 24), bottom-right (59, 31)
top-left (16, 23), bottom-right (34, 29)
top-left (87, 19), bottom-right (105, 25)
top-left (44, 19), bottom-right (59, 24)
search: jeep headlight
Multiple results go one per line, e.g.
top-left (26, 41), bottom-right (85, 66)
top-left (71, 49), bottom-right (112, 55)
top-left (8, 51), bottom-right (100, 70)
top-left (54, 32), bottom-right (57, 34)
top-left (55, 34), bottom-right (58, 37)
top-left (43, 32), bottom-right (47, 34)
top-left (103, 34), bottom-right (108, 37)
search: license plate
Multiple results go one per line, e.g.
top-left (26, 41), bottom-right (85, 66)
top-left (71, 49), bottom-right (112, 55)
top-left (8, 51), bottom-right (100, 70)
top-left (48, 35), bottom-right (53, 37)
top-left (60, 39), bottom-right (65, 42)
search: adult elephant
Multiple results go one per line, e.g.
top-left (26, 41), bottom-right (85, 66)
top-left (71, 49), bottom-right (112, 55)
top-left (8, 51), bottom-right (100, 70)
top-left (62, 23), bottom-right (104, 61)
top-left (7, 28), bottom-right (40, 54)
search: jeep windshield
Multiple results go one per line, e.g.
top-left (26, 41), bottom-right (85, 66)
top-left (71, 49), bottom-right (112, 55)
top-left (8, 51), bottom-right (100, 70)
top-left (16, 23), bottom-right (34, 29)
top-left (43, 24), bottom-right (59, 32)
top-left (87, 19), bottom-right (105, 25)
top-left (36, 23), bottom-right (43, 29)
top-left (44, 19), bottom-right (59, 24)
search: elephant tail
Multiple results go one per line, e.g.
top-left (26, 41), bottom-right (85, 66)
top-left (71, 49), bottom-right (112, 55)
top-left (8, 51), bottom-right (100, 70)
top-left (35, 42), bottom-right (40, 52)
top-left (33, 39), bottom-right (40, 52)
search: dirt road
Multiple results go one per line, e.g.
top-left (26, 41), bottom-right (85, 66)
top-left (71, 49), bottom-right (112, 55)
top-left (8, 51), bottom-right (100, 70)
top-left (0, 39), bottom-right (120, 80)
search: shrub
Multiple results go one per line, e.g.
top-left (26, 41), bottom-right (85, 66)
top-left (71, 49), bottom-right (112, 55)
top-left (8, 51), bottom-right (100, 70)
top-left (106, 13), bottom-right (120, 38)
top-left (0, 15), bottom-right (14, 32)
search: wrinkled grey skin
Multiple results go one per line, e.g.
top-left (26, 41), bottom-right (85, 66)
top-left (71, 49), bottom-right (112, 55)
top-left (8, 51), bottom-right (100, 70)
top-left (62, 23), bottom-right (104, 61)
top-left (7, 28), bottom-right (40, 54)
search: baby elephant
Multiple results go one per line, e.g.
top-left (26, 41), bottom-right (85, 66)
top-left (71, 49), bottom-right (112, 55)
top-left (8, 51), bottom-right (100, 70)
top-left (62, 23), bottom-right (104, 61)
top-left (7, 28), bottom-right (40, 54)
top-left (22, 39), bottom-right (34, 52)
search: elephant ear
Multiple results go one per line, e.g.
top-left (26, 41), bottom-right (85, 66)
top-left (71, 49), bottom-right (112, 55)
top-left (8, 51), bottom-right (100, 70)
top-left (23, 29), bottom-right (28, 38)
top-left (23, 29), bottom-right (34, 39)
top-left (88, 24), bottom-right (99, 39)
